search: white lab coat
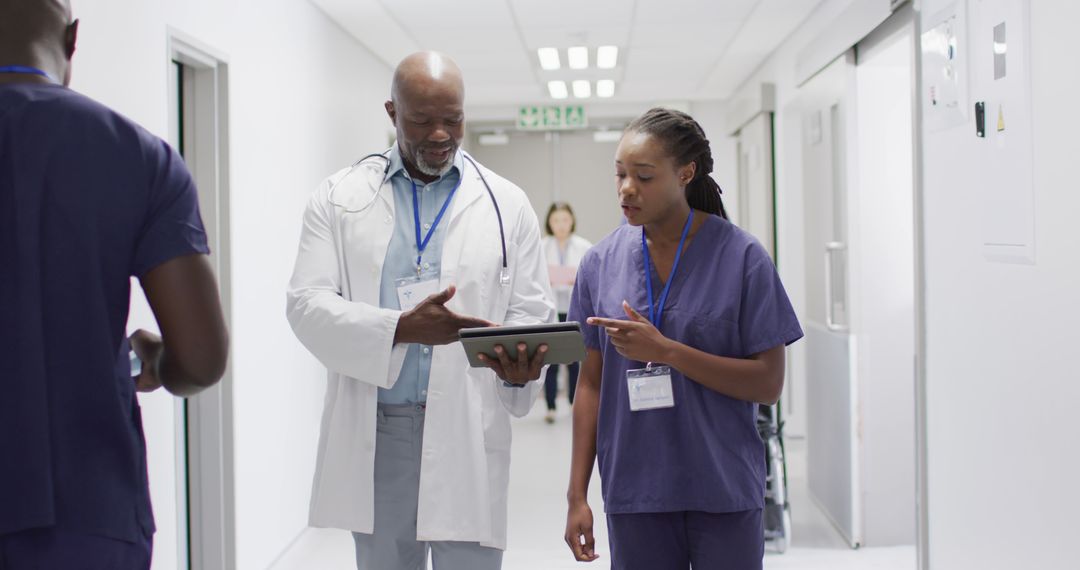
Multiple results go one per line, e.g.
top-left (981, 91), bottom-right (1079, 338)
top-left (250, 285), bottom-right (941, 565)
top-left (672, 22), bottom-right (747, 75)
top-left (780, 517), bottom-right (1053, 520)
top-left (542, 234), bottom-right (593, 314)
top-left (286, 150), bottom-right (555, 550)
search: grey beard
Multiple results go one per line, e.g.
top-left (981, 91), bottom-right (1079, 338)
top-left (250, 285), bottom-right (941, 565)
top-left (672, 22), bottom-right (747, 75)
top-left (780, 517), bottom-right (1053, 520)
top-left (414, 147), bottom-right (455, 177)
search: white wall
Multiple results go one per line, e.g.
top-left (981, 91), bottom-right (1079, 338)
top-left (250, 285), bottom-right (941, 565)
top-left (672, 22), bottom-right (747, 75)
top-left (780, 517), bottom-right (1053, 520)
top-left (920, 0), bottom-right (1080, 567)
top-left (70, 1), bottom-right (391, 568)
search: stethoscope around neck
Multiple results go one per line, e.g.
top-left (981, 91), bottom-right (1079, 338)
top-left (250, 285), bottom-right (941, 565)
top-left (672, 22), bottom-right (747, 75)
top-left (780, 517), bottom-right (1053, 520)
top-left (327, 149), bottom-right (511, 286)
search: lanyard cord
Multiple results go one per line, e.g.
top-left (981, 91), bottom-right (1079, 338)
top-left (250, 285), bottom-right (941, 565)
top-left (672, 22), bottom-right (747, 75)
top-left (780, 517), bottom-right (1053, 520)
top-left (410, 174), bottom-right (464, 271)
top-left (0, 65), bottom-right (55, 82)
top-left (642, 211), bottom-right (694, 328)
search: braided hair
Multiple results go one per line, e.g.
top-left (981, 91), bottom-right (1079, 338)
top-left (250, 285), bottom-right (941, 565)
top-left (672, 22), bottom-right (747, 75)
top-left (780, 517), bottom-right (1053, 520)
top-left (624, 107), bottom-right (728, 219)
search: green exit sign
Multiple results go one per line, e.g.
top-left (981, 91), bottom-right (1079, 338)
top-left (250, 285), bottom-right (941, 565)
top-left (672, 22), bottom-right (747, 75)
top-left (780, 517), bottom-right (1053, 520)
top-left (517, 105), bottom-right (588, 130)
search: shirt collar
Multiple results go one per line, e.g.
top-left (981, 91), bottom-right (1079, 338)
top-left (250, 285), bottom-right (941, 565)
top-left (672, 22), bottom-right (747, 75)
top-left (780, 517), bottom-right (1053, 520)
top-left (387, 143), bottom-right (464, 185)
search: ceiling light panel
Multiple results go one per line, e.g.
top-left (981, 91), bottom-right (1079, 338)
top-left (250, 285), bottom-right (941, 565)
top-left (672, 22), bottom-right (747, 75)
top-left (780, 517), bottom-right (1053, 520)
top-left (568, 46), bottom-right (589, 69)
top-left (548, 80), bottom-right (569, 99)
top-left (597, 46), bottom-right (618, 69)
top-left (538, 47), bottom-right (561, 70)
top-left (572, 79), bottom-right (591, 98)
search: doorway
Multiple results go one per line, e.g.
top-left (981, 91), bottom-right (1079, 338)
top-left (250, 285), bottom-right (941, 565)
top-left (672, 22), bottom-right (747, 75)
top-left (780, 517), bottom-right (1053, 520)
top-left (783, 6), bottom-right (919, 553)
top-left (167, 34), bottom-right (234, 570)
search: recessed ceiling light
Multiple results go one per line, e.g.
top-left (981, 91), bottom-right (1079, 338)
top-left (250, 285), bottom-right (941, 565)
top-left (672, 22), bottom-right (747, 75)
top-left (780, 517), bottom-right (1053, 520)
top-left (548, 80), bottom-right (569, 99)
top-left (568, 46), bottom-right (589, 70)
top-left (538, 47), bottom-right (561, 70)
top-left (597, 46), bottom-right (618, 69)
top-left (572, 80), bottom-right (591, 98)
top-left (597, 80), bottom-right (615, 98)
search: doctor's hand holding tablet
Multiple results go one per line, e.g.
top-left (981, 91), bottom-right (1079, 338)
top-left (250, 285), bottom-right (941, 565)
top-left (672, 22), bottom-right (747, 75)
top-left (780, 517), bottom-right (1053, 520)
top-left (396, 283), bottom-right (585, 385)
top-left (475, 342), bottom-right (549, 385)
top-left (461, 320), bottom-right (588, 386)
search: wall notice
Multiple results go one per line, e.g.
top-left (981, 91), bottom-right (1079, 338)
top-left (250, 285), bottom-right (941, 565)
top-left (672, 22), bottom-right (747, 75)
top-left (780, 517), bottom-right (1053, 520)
top-left (971, 0), bottom-right (1035, 264)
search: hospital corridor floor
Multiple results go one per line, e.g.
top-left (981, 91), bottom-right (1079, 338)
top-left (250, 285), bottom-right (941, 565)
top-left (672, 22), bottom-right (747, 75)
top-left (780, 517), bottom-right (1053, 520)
top-left (271, 399), bottom-right (916, 570)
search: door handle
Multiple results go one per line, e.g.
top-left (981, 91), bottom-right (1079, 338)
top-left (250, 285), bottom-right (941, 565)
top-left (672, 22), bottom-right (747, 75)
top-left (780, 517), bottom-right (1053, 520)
top-left (824, 241), bottom-right (848, 332)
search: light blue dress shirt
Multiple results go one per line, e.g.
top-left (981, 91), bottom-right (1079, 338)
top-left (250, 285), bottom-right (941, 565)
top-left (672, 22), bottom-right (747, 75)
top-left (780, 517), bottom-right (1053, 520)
top-left (378, 145), bottom-right (464, 405)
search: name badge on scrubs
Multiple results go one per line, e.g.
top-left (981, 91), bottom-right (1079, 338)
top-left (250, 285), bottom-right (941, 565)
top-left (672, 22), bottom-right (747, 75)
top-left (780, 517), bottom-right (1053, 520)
top-left (395, 271), bottom-right (439, 312)
top-left (626, 365), bottom-right (675, 411)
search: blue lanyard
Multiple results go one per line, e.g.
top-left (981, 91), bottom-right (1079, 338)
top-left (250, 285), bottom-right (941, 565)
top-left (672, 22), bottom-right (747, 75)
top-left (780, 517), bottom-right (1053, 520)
top-left (0, 65), bottom-right (54, 82)
top-left (411, 174), bottom-right (462, 273)
top-left (642, 211), bottom-right (694, 328)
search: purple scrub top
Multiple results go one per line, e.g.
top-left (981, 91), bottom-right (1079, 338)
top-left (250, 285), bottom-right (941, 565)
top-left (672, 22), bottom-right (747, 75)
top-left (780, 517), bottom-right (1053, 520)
top-left (0, 83), bottom-right (208, 543)
top-left (568, 213), bottom-right (803, 515)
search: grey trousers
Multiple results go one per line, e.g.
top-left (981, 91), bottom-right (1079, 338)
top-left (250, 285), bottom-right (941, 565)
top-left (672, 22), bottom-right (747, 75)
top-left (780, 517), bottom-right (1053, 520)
top-left (352, 403), bottom-right (503, 570)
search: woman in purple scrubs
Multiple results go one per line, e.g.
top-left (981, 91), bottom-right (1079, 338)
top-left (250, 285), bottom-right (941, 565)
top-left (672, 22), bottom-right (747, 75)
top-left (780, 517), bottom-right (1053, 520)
top-left (564, 108), bottom-right (803, 569)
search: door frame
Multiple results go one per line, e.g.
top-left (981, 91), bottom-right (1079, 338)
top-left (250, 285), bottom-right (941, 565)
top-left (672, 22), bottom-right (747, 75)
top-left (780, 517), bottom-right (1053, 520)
top-left (167, 31), bottom-right (234, 570)
top-left (909, 3), bottom-right (931, 568)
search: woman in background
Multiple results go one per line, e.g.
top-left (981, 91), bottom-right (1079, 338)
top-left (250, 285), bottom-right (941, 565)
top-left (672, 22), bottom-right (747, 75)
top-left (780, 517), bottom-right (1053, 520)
top-left (542, 202), bottom-right (593, 423)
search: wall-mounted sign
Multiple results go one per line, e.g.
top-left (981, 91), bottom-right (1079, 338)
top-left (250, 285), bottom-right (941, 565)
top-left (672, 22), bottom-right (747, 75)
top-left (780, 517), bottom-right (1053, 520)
top-left (517, 105), bottom-right (588, 130)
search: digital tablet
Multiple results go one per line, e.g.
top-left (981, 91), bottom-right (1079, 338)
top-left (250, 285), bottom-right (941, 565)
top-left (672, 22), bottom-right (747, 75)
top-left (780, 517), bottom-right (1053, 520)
top-left (459, 322), bottom-right (587, 368)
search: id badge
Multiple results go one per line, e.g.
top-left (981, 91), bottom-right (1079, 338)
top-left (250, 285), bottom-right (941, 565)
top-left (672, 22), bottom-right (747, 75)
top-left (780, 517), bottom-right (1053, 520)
top-left (395, 271), bottom-right (439, 311)
top-left (626, 365), bottom-right (675, 411)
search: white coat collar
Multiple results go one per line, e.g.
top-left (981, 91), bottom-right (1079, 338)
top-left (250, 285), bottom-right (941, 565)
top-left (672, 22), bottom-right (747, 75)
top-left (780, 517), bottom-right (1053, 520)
top-left (369, 145), bottom-right (486, 225)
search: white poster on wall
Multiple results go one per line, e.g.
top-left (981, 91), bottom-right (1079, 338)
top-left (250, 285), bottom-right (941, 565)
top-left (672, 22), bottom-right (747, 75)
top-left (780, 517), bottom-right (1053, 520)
top-left (970, 0), bottom-right (1035, 264)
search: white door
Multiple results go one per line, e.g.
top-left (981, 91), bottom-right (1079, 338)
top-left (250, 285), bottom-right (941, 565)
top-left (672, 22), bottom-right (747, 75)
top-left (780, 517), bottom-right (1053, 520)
top-left (797, 51), bottom-right (861, 548)
top-left (735, 112), bottom-right (776, 258)
top-left (852, 11), bottom-right (918, 547)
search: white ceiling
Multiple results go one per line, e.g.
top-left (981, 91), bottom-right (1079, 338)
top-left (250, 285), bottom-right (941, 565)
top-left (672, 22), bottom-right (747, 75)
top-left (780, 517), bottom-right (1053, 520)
top-left (310, 0), bottom-right (821, 107)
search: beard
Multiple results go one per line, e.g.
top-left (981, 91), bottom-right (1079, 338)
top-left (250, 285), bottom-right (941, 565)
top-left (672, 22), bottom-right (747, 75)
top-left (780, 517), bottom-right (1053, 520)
top-left (412, 141), bottom-right (459, 177)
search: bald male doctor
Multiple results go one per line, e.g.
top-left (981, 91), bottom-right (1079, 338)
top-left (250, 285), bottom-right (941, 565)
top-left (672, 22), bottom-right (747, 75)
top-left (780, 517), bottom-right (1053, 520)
top-left (286, 52), bottom-right (555, 569)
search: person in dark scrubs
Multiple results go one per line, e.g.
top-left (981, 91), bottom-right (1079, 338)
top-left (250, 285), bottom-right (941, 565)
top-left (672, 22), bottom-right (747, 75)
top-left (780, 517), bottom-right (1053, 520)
top-left (564, 107), bottom-right (803, 569)
top-left (0, 1), bottom-right (229, 567)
